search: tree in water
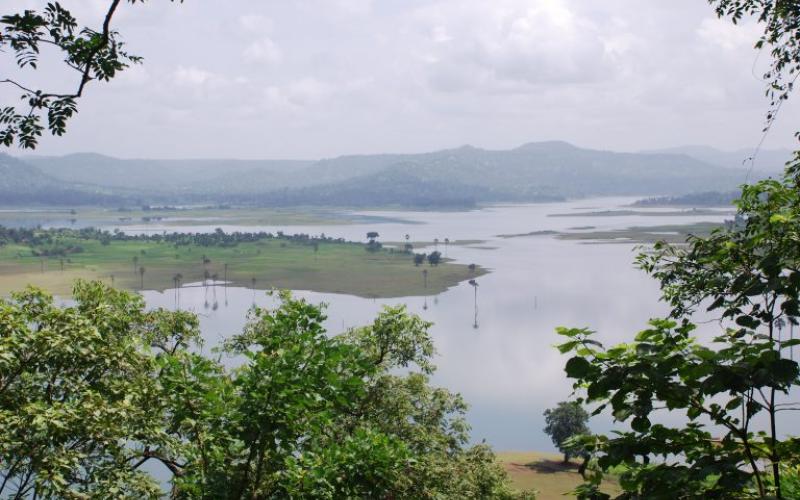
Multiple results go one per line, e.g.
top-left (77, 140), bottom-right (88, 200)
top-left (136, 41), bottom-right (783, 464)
top-left (543, 402), bottom-right (590, 463)
top-left (468, 279), bottom-right (479, 329)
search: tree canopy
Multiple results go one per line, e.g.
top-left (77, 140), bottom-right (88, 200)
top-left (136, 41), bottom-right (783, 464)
top-left (0, 281), bottom-right (532, 498)
top-left (543, 402), bottom-right (590, 464)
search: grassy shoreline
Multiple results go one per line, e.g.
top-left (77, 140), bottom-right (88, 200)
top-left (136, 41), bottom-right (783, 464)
top-left (497, 451), bottom-right (621, 499)
top-left (0, 206), bottom-right (419, 228)
top-left (0, 235), bottom-right (485, 298)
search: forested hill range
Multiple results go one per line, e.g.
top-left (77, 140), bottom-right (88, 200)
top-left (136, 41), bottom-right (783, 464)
top-left (1, 141), bottom-right (763, 207)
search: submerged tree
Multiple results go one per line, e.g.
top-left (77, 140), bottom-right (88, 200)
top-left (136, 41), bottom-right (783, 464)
top-left (0, 282), bottom-right (532, 498)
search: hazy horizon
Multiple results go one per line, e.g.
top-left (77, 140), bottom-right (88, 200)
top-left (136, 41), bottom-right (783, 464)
top-left (10, 140), bottom-right (793, 163)
top-left (4, 0), bottom-right (799, 160)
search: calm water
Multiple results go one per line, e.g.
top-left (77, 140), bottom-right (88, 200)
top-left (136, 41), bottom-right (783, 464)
top-left (129, 198), bottom-right (740, 452)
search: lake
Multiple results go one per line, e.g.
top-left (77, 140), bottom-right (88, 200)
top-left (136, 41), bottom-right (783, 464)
top-left (116, 197), bottom-right (738, 452)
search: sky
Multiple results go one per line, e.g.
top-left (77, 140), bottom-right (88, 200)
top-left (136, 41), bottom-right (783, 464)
top-left (3, 0), bottom-right (800, 159)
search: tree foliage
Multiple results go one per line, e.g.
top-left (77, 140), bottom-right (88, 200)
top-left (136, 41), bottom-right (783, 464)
top-left (543, 402), bottom-right (590, 463)
top-left (1, 1), bottom-right (181, 149)
top-left (709, 0), bottom-right (800, 131)
top-left (557, 164), bottom-right (800, 498)
top-left (0, 281), bottom-right (532, 498)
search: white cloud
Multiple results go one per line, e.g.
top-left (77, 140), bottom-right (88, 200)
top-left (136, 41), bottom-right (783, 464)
top-left (238, 14), bottom-right (274, 34)
top-left (243, 37), bottom-right (283, 64)
top-left (172, 66), bottom-right (216, 87)
top-left (697, 17), bottom-right (760, 51)
top-left (16, 0), bottom-right (799, 159)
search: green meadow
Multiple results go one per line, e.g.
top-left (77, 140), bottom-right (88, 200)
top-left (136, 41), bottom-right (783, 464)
top-left (0, 236), bottom-right (484, 298)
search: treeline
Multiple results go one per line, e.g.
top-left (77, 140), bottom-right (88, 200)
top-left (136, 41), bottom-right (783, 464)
top-left (633, 190), bottom-right (739, 207)
top-left (0, 226), bottom-right (352, 249)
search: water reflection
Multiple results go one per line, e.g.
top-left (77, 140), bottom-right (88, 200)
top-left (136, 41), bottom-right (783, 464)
top-left (133, 198), bottom-right (736, 451)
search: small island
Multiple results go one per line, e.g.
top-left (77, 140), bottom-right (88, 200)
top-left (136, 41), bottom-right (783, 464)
top-left (0, 227), bottom-right (485, 298)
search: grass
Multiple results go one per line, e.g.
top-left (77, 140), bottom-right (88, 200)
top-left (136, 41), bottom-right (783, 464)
top-left (0, 206), bottom-right (415, 228)
top-left (497, 451), bottom-right (621, 499)
top-left (548, 208), bottom-right (734, 218)
top-left (557, 221), bottom-right (722, 244)
top-left (0, 238), bottom-right (486, 298)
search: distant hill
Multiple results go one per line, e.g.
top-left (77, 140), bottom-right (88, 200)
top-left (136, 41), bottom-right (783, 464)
top-left (0, 154), bottom-right (122, 205)
top-left (642, 145), bottom-right (792, 173)
top-left (9, 141), bottom-right (754, 207)
top-left (25, 153), bottom-right (314, 193)
top-left (240, 165), bottom-right (564, 207)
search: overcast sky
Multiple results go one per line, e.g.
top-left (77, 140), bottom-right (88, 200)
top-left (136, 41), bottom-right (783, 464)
top-left (4, 0), bottom-right (800, 159)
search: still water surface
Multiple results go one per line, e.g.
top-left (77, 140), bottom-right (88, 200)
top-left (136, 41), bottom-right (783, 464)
top-left (132, 198), bottom-right (735, 451)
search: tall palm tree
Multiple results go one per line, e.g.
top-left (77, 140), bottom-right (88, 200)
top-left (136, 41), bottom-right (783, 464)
top-left (422, 269), bottom-right (428, 289)
top-left (468, 279), bottom-right (479, 329)
top-left (223, 263), bottom-right (229, 306)
top-left (132, 255), bottom-right (138, 274)
top-left (444, 238), bottom-right (450, 257)
top-left (138, 266), bottom-right (146, 289)
top-left (211, 273), bottom-right (219, 310)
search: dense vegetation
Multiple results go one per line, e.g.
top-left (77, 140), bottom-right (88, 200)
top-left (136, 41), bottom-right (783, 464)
top-left (633, 190), bottom-right (740, 207)
top-left (0, 282), bottom-right (532, 498)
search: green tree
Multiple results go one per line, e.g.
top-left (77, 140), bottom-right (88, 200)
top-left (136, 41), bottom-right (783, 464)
top-left (557, 163), bottom-right (800, 499)
top-left (554, 3), bottom-right (800, 497)
top-left (1, 1), bottom-right (181, 149)
top-left (543, 401), bottom-right (589, 464)
top-left (0, 282), bottom-right (532, 498)
top-left (428, 250), bottom-right (442, 266)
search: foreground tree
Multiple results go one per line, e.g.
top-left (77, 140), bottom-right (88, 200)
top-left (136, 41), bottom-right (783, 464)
top-left (558, 162), bottom-right (800, 498)
top-left (554, 2), bottom-right (800, 497)
top-left (543, 402), bottom-right (590, 464)
top-left (1, 1), bottom-right (181, 149)
top-left (0, 281), bottom-right (532, 498)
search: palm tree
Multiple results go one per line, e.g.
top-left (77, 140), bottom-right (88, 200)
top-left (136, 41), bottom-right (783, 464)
top-left (138, 266), bottom-right (146, 289)
top-left (203, 270), bottom-right (211, 309)
top-left (132, 255), bottom-right (139, 274)
top-left (223, 263), bottom-right (229, 306)
top-left (211, 273), bottom-right (219, 310)
top-left (444, 238), bottom-right (450, 257)
top-left (468, 279), bottom-right (479, 329)
top-left (422, 269), bottom-right (428, 289)
top-left (433, 238), bottom-right (439, 250)
top-left (110, 274), bottom-right (115, 286)
top-left (251, 276), bottom-right (257, 304)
